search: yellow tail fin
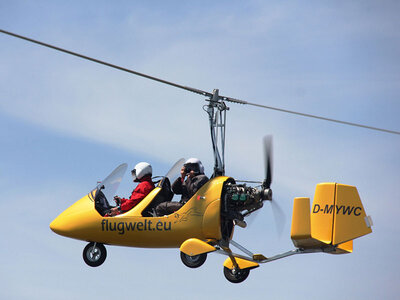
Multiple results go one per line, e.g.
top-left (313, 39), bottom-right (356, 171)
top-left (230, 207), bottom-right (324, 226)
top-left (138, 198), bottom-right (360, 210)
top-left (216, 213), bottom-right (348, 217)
top-left (291, 183), bottom-right (372, 252)
top-left (331, 183), bottom-right (373, 244)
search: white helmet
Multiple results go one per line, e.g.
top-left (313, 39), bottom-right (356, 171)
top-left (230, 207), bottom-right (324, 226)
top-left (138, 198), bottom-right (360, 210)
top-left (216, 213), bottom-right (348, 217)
top-left (131, 162), bottom-right (152, 181)
top-left (184, 158), bottom-right (204, 174)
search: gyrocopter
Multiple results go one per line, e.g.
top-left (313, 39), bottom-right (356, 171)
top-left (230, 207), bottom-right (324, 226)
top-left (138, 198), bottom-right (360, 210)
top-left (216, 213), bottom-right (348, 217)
top-left (2, 29), bottom-right (390, 283)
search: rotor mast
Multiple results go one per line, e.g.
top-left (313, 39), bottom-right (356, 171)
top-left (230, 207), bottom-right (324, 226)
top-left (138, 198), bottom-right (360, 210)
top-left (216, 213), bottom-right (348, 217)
top-left (206, 89), bottom-right (228, 177)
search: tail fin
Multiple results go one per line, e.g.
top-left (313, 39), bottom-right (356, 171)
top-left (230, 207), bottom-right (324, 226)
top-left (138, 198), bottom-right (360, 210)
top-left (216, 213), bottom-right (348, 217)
top-left (291, 183), bottom-right (372, 253)
top-left (331, 183), bottom-right (373, 244)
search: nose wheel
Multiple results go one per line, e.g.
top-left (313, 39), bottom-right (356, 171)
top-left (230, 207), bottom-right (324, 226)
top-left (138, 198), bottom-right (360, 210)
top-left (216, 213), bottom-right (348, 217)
top-left (83, 242), bottom-right (107, 267)
top-left (223, 266), bottom-right (250, 283)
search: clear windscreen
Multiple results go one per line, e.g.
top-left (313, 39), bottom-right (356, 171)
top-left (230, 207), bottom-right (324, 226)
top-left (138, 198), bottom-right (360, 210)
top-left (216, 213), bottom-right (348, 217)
top-left (90, 163), bottom-right (128, 202)
top-left (165, 158), bottom-right (185, 184)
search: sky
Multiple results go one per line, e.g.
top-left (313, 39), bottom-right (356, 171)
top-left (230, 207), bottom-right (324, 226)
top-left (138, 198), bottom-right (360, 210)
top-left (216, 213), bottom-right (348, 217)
top-left (0, 1), bottom-right (399, 299)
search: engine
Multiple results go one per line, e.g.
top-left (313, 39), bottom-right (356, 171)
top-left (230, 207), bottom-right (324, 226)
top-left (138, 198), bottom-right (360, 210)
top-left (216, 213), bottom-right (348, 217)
top-left (222, 181), bottom-right (272, 226)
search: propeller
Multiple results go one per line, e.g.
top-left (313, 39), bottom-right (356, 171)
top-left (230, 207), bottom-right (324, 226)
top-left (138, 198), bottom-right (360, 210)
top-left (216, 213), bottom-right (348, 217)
top-left (269, 197), bottom-right (286, 238)
top-left (263, 135), bottom-right (273, 190)
top-left (262, 135), bottom-right (286, 237)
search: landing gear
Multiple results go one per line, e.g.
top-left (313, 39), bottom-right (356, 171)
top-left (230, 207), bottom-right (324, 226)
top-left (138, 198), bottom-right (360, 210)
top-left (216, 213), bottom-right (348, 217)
top-left (180, 252), bottom-right (207, 268)
top-left (223, 266), bottom-right (250, 283)
top-left (83, 242), bottom-right (107, 267)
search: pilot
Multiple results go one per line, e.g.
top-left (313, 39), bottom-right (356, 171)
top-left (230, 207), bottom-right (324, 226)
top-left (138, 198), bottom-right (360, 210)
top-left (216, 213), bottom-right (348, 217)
top-left (107, 162), bottom-right (155, 216)
top-left (155, 158), bottom-right (209, 216)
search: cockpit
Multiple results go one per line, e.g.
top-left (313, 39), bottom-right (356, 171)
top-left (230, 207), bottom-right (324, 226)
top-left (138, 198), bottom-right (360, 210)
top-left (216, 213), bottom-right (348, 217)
top-left (90, 159), bottom-right (184, 217)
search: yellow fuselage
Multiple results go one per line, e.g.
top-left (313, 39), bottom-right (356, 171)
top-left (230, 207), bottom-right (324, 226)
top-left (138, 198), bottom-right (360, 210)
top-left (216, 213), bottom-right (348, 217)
top-left (50, 177), bottom-right (229, 248)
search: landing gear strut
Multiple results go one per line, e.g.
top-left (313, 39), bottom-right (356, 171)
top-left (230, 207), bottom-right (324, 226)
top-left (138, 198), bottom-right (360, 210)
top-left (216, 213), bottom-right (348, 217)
top-left (83, 242), bottom-right (107, 267)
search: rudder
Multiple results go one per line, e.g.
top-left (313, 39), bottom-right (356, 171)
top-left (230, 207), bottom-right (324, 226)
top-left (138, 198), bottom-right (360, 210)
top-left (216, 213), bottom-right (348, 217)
top-left (332, 183), bottom-right (372, 244)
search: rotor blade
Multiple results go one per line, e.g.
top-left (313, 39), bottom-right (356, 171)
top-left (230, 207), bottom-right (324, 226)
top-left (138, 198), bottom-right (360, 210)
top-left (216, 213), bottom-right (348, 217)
top-left (222, 95), bottom-right (400, 135)
top-left (2, 29), bottom-right (399, 136)
top-left (263, 135), bottom-right (273, 189)
top-left (0, 29), bottom-right (212, 98)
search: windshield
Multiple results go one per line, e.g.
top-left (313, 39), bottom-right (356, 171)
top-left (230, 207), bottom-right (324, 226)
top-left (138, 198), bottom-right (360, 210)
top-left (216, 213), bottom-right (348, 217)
top-left (90, 163), bottom-right (128, 202)
top-left (165, 158), bottom-right (185, 183)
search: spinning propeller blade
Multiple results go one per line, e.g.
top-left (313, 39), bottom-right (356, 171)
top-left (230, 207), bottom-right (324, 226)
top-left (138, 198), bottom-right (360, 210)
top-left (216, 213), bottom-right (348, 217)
top-left (269, 198), bottom-right (286, 238)
top-left (263, 135), bottom-right (273, 189)
top-left (262, 135), bottom-right (286, 237)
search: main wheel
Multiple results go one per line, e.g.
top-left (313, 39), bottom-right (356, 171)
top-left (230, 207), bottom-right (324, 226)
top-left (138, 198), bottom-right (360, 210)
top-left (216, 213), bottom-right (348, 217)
top-left (223, 266), bottom-right (250, 283)
top-left (180, 252), bottom-right (207, 268)
top-left (83, 242), bottom-right (107, 267)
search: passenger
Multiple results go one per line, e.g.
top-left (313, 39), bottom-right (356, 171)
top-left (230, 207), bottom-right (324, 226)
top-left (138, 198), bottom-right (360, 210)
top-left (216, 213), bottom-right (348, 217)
top-left (107, 162), bottom-right (155, 216)
top-left (155, 158), bottom-right (209, 216)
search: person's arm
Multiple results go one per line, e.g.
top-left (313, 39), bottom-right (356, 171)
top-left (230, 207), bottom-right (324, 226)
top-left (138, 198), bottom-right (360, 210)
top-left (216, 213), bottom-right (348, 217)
top-left (120, 185), bottom-right (147, 211)
top-left (172, 176), bottom-right (184, 194)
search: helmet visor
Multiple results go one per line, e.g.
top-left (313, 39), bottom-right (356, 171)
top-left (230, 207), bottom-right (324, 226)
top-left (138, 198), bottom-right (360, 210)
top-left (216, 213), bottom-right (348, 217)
top-left (184, 163), bottom-right (200, 174)
top-left (131, 169), bottom-right (137, 181)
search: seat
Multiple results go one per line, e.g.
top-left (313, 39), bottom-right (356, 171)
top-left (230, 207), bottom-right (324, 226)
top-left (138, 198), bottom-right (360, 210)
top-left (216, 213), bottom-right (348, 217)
top-left (142, 177), bottom-right (174, 217)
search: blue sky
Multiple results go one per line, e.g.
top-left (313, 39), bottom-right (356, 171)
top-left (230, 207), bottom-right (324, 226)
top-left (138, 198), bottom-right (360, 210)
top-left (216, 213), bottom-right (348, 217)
top-left (1, 1), bottom-right (399, 299)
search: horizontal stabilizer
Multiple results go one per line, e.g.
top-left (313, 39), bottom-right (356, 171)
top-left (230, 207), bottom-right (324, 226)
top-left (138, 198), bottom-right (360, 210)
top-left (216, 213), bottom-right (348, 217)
top-left (335, 240), bottom-right (353, 254)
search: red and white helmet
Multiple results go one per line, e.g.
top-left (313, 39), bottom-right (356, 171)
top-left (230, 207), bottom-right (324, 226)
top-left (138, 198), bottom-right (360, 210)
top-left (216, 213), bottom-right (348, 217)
top-left (131, 162), bottom-right (152, 181)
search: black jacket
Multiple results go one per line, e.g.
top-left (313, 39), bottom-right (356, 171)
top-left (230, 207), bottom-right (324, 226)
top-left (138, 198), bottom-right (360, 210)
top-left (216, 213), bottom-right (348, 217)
top-left (172, 174), bottom-right (209, 203)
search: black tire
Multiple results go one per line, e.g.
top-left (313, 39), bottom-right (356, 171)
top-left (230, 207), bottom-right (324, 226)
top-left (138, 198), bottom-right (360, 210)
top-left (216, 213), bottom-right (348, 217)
top-left (180, 252), bottom-right (207, 268)
top-left (83, 242), bottom-right (107, 267)
top-left (223, 266), bottom-right (250, 283)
